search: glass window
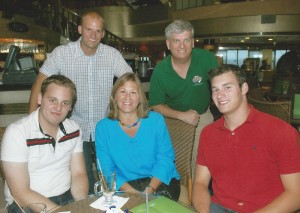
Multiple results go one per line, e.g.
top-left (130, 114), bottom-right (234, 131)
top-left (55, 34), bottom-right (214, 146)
top-left (216, 50), bottom-right (227, 64)
top-left (227, 50), bottom-right (238, 65)
top-left (275, 50), bottom-right (287, 68)
top-left (238, 50), bottom-right (248, 67)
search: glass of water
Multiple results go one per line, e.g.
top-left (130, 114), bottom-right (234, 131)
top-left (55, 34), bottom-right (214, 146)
top-left (94, 172), bottom-right (116, 204)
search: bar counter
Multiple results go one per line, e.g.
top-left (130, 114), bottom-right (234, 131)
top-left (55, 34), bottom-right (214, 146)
top-left (0, 81), bottom-right (32, 127)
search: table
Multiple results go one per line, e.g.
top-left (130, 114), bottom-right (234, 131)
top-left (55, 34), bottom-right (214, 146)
top-left (54, 192), bottom-right (195, 213)
top-left (54, 192), bottom-right (153, 213)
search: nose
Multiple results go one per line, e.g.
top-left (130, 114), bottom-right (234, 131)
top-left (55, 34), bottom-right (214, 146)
top-left (179, 41), bottom-right (184, 48)
top-left (55, 103), bottom-right (63, 111)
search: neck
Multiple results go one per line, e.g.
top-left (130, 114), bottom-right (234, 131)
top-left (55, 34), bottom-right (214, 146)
top-left (171, 56), bottom-right (191, 66)
top-left (118, 117), bottom-right (140, 128)
top-left (223, 102), bottom-right (251, 131)
top-left (80, 41), bottom-right (97, 56)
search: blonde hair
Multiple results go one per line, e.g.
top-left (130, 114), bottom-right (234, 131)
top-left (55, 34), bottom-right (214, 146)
top-left (108, 73), bottom-right (149, 119)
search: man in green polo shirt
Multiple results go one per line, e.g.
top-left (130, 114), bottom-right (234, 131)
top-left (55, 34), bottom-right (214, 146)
top-left (149, 20), bottom-right (219, 178)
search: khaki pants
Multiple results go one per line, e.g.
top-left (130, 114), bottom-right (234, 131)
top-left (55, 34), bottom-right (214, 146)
top-left (191, 108), bottom-right (214, 180)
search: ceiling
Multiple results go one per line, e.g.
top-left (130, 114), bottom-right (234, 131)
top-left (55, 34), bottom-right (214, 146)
top-left (1, 0), bottom-right (299, 49)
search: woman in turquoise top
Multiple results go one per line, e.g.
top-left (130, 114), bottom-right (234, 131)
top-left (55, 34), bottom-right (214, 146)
top-left (95, 73), bottom-right (180, 200)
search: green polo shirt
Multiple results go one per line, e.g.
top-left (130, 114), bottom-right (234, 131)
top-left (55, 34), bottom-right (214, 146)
top-left (149, 48), bottom-right (219, 114)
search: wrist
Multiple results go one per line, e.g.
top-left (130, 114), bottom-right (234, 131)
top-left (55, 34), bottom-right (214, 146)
top-left (147, 185), bottom-right (156, 193)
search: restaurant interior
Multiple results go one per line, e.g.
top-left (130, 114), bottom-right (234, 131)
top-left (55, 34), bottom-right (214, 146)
top-left (0, 0), bottom-right (300, 211)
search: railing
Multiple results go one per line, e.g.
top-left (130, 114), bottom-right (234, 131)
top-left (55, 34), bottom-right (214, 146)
top-left (34, 1), bottom-right (135, 52)
top-left (173, 0), bottom-right (256, 10)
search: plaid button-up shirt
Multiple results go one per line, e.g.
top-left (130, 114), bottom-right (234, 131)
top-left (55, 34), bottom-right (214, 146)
top-left (41, 38), bottom-right (132, 141)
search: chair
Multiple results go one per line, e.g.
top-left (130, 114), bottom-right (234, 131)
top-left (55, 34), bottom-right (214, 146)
top-left (164, 117), bottom-right (196, 205)
top-left (290, 84), bottom-right (300, 132)
top-left (0, 127), bottom-right (6, 211)
top-left (248, 94), bottom-right (291, 123)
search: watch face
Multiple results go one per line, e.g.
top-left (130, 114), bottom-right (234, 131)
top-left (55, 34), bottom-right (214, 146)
top-left (9, 21), bottom-right (29, 32)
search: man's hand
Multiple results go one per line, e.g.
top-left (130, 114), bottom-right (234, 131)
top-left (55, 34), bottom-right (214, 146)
top-left (181, 110), bottom-right (200, 126)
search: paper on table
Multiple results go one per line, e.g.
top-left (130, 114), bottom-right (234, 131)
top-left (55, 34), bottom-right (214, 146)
top-left (90, 195), bottom-right (129, 211)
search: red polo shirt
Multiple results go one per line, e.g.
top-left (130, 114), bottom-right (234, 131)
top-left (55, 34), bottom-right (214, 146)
top-left (198, 105), bottom-right (300, 213)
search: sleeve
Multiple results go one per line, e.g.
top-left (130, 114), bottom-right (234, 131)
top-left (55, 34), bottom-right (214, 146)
top-left (1, 124), bottom-right (28, 162)
top-left (150, 113), bottom-right (178, 185)
top-left (113, 50), bottom-right (133, 78)
top-left (40, 47), bottom-right (62, 76)
top-left (73, 126), bottom-right (84, 153)
top-left (149, 64), bottom-right (166, 107)
top-left (197, 126), bottom-right (208, 166)
top-left (273, 124), bottom-right (300, 174)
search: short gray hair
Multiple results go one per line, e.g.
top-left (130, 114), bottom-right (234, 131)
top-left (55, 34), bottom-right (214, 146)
top-left (165, 20), bottom-right (194, 39)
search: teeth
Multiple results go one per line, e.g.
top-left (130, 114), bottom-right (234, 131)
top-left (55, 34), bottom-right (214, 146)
top-left (219, 100), bottom-right (228, 104)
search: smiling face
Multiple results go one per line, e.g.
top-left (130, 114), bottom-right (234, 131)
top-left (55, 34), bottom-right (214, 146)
top-left (211, 71), bottom-right (248, 116)
top-left (78, 12), bottom-right (105, 55)
top-left (166, 31), bottom-right (194, 61)
top-left (38, 83), bottom-right (73, 128)
top-left (115, 81), bottom-right (140, 116)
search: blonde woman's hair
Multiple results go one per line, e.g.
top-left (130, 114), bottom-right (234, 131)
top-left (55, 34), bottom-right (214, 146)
top-left (108, 73), bottom-right (149, 119)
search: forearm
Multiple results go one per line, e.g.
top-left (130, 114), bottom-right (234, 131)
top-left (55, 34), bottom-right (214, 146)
top-left (13, 189), bottom-right (58, 211)
top-left (144, 177), bottom-right (162, 194)
top-left (192, 184), bottom-right (211, 213)
top-left (253, 191), bottom-right (300, 213)
top-left (71, 174), bottom-right (89, 200)
top-left (28, 72), bottom-right (47, 113)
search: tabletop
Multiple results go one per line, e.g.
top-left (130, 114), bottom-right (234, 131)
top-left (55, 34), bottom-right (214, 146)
top-left (54, 192), bottom-right (152, 213)
top-left (54, 192), bottom-right (195, 213)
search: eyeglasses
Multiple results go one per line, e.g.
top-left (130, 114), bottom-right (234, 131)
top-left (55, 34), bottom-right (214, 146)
top-left (170, 38), bottom-right (193, 46)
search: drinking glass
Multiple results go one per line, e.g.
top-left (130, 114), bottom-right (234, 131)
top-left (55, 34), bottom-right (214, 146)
top-left (94, 172), bottom-right (116, 204)
top-left (24, 203), bottom-right (47, 213)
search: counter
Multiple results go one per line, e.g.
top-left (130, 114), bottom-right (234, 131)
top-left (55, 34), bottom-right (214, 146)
top-left (0, 82), bottom-right (31, 127)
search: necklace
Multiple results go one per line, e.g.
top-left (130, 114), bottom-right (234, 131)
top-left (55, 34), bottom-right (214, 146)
top-left (118, 118), bottom-right (141, 128)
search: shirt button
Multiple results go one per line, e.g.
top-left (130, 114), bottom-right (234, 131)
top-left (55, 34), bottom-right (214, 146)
top-left (231, 132), bottom-right (235, 135)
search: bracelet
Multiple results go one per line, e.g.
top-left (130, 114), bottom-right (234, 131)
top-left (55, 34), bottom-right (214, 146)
top-left (148, 185), bottom-right (156, 193)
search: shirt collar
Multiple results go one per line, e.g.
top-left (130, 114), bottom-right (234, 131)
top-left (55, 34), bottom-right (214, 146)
top-left (75, 37), bottom-right (103, 57)
top-left (214, 104), bottom-right (257, 130)
top-left (33, 108), bottom-right (67, 136)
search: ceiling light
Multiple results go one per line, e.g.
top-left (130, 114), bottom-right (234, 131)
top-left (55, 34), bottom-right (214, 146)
top-left (268, 38), bottom-right (273, 41)
top-left (245, 37), bottom-right (250, 40)
top-left (241, 40), bottom-right (245, 43)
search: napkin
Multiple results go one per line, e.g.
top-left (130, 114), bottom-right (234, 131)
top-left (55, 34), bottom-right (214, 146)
top-left (90, 195), bottom-right (129, 211)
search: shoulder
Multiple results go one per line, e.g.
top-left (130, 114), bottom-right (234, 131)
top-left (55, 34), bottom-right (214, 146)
top-left (146, 111), bottom-right (164, 121)
top-left (155, 55), bottom-right (171, 68)
top-left (98, 44), bottom-right (121, 55)
top-left (4, 111), bottom-right (37, 140)
top-left (192, 48), bottom-right (215, 58)
top-left (62, 118), bottom-right (81, 132)
top-left (152, 56), bottom-right (171, 77)
top-left (96, 117), bottom-right (115, 128)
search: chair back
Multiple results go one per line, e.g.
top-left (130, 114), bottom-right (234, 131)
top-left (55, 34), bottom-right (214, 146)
top-left (0, 127), bottom-right (6, 180)
top-left (248, 95), bottom-right (291, 123)
top-left (164, 117), bottom-right (195, 200)
top-left (290, 84), bottom-right (300, 127)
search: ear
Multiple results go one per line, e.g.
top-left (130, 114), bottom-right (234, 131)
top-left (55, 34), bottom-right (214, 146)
top-left (78, 25), bottom-right (82, 35)
top-left (37, 93), bottom-right (42, 105)
top-left (192, 38), bottom-right (195, 48)
top-left (241, 82), bottom-right (249, 95)
top-left (102, 30), bottom-right (105, 39)
top-left (166, 39), bottom-right (170, 50)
